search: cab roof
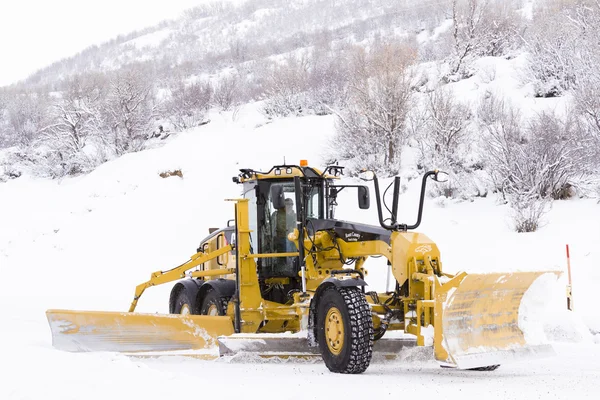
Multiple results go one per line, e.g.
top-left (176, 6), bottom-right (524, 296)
top-left (233, 164), bottom-right (343, 183)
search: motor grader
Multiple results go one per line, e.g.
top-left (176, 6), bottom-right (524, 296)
top-left (47, 163), bottom-right (555, 374)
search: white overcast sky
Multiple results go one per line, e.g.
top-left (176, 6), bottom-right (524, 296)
top-left (0, 0), bottom-right (216, 87)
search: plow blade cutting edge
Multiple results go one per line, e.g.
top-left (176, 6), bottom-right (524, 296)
top-left (46, 309), bottom-right (234, 352)
top-left (434, 271), bottom-right (559, 369)
top-left (217, 335), bottom-right (416, 360)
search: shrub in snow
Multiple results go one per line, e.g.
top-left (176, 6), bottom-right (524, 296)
top-left (525, 0), bottom-right (600, 97)
top-left (509, 194), bottom-right (548, 233)
top-left (417, 88), bottom-right (471, 170)
top-left (38, 85), bottom-right (107, 177)
top-left (101, 65), bottom-right (159, 156)
top-left (573, 76), bottom-right (600, 172)
top-left (479, 93), bottom-right (585, 201)
top-left (426, 168), bottom-right (488, 201)
top-left (447, 0), bottom-right (524, 80)
top-left (213, 74), bottom-right (240, 112)
top-left (525, 14), bottom-right (578, 97)
top-left (165, 80), bottom-right (212, 130)
top-left (302, 47), bottom-right (349, 116)
top-left (260, 49), bottom-right (348, 118)
top-left (478, 93), bottom-right (589, 230)
top-left (411, 87), bottom-right (486, 200)
top-left (5, 91), bottom-right (50, 148)
top-left (159, 169), bottom-right (183, 179)
top-left (0, 156), bottom-right (21, 181)
top-left (331, 42), bottom-right (416, 176)
top-left (526, 111), bottom-right (589, 199)
top-left (261, 56), bottom-right (311, 118)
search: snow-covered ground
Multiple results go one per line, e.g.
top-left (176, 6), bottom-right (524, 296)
top-left (1, 103), bottom-right (599, 399)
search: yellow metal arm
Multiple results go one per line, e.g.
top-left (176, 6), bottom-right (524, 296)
top-left (128, 244), bottom-right (234, 312)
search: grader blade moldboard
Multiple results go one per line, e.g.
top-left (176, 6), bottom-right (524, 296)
top-left (435, 271), bottom-right (559, 369)
top-left (46, 309), bottom-right (235, 352)
top-left (218, 334), bottom-right (416, 359)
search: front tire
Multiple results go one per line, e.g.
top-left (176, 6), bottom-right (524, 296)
top-left (317, 286), bottom-right (373, 374)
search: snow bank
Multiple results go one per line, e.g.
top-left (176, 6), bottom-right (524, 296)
top-left (519, 273), bottom-right (593, 344)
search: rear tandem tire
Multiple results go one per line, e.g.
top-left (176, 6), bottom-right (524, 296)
top-left (200, 289), bottom-right (229, 316)
top-left (173, 287), bottom-right (200, 315)
top-left (317, 286), bottom-right (374, 374)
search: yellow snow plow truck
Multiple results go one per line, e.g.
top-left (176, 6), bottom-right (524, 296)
top-left (47, 163), bottom-right (556, 373)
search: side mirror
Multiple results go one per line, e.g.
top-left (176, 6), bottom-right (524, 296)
top-left (433, 170), bottom-right (449, 183)
top-left (358, 186), bottom-right (370, 209)
top-left (270, 184), bottom-right (285, 209)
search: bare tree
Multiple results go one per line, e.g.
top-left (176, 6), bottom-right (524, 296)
top-left (213, 74), bottom-right (240, 112)
top-left (417, 87), bottom-right (472, 170)
top-left (103, 65), bottom-right (158, 155)
top-left (166, 80), bottom-right (212, 130)
top-left (574, 79), bottom-right (600, 170)
top-left (481, 94), bottom-right (584, 198)
top-left (0, 91), bottom-right (10, 148)
top-left (479, 93), bottom-right (587, 230)
top-left (525, 0), bottom-right (600, 96)
top-left (261, 55), bottom-right (311, 118)
top-left (525, 11), bottom-right (579, 96)
top-left (6, 91), bottom-right (50, 148)
top-left (333, 42), bottom-right (416, 175)
top-left (305, 45), bottom-right (350, 115)
top-left (449, 0), bottom-right (523, 79)
top-left (39, 75), bottom-right (107, 176)
top-left (229, 38), bottom-right (249, 63)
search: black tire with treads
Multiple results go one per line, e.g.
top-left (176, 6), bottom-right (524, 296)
top-left (200, 289), bottom-right (230, 316)
top-left (317, 286), bottom-right (374, 374)
top-left (172, 287), bottom-right (200, 315)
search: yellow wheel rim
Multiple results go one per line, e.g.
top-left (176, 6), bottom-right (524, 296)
top-left (207, 304), bottom-right (219, 316)
top-left (325, 307), bottom-right (344, 355)
top-left (180, 304), bottom-right (191, 315)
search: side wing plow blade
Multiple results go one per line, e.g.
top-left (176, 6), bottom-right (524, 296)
top-left (46, 309), bottom-right (234, 353)
top-left (434, 271), bottom-right (560, 369)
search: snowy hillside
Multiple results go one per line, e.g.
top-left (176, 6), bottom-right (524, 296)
top-left (1, 102), bottom-right (599, 399)
top-left (1, 0), bottom-right (600, 398)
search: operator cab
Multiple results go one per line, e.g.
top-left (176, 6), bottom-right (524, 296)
top-left (236, 164), bottom-right (328, 279)
top-left (232, 163), bottom-right (369, 304)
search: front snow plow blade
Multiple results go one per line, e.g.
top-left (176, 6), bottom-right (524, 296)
top-left (46, 309), bottom-right (234, 352)
top-left (434, 271), bottom-right (559, 369)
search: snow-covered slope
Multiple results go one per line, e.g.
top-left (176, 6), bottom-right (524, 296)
top-left (1, 103), bottom-right (599, 399)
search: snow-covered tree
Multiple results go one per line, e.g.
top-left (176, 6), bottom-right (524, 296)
top-left (166, 80), bottom-right (212, 130)
top-left (574, 76), bottom-right (600, 172)
top-left (39, 75), bottom-right (107, 176)
top-left (0, 91), bottom-right (10, 147)
top-left (333, 42), bottom-right (416, 176)
top-left (479, 93), bottom-right (587, 230)
top-left (102, 65), bottom-right (158, 155)
top-left (449, 0), bottom-right (523, 79)
top-left (417, 87), bottom-right (472, 170)
top-left (261, 56), bottom-right (311, 118)
top-left (526, 0), bottom-right (600, 96)
top-left (213, 74), bottom-right (240, 112)
top-left (5, 91), bottom-right (50, 148)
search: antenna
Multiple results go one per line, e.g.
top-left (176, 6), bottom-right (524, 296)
top-left (284, 156), bottom-right (286, 165)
